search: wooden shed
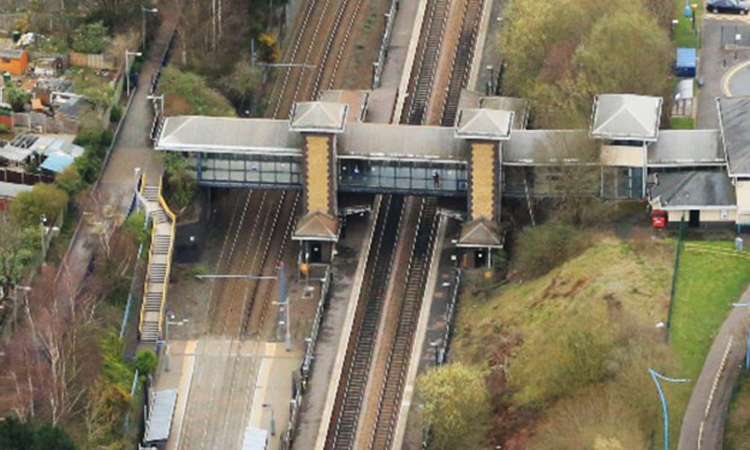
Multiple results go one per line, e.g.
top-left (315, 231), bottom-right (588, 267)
top-left (0, 49), bottom-right (29, 76)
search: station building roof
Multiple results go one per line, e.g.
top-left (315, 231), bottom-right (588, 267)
top-left (590, 94), bottom-right (662, 141)
top-left (156, 116), bottom-right (302, 155)
top-left (339, 122), bottom-right (467, 160)
top-left (649, 170), bottom-right (736, 209)
top-left (717, 96), bottom-right (750, 176)
top-left (647, 130), bottom-right (724, 167)
top-left (501, 130), bottom-right (589, 164)
top-left (480, 96), bottom-right (530, 130)
top-left (289, 101), bottom-right (348, 134)
top-left (454, 109), bottom-right (514, 141)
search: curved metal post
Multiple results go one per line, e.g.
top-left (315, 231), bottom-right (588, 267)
top-left (648, 368), bottom-right (690, 450)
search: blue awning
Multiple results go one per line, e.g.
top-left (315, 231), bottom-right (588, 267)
top-left (40, 152), bottom-right (74, 173)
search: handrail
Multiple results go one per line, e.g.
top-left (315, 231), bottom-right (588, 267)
top-left (137, 177), bottom-right (176, 339)
top-left (156, 177), bottom-right (176, 337)
top-left (138, 205), bottom-right (160, 336)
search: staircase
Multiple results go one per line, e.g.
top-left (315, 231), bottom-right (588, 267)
top-left (139, 182), bottom-right (176, 342)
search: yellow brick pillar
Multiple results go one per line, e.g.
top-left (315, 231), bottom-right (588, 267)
top-left (468, 141), bottom-right (500, 223)
top-left (302, 133), bottom-right (337, 217)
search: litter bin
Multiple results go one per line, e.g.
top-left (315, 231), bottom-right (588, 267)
top-left (736, 237), bottom-right (744, 251)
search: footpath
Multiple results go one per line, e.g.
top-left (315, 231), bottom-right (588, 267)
top-left (56, 0), bottom-right (175, 312)
top-left (678, 286), bottom-right (750, 449)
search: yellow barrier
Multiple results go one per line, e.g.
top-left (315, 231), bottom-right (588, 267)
top-left (137, 177), bottom-right (176, 340)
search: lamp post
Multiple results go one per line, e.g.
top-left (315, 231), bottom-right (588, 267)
top-left (141, 6), bottom-right (159, 50)
top-left (262, 403), bottom-right (275, 436)
top-left (125, 50), bottom-right (143, 97)
top-left (648, 368), bottom-right (690, 450)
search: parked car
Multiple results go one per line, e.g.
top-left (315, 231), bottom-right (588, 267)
top-left (707, 0), bottom-right (750, 14)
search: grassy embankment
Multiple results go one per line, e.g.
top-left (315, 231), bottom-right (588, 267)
top-left (159, 66), bottom-right (235, 116)
top-left (453, 235), bottom-right (750, 448)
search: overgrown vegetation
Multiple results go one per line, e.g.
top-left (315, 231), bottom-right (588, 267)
top-left (71, 21), bottom-right (109, 54)
top-left (417, 363), bottom-right (491, 449)
top-left (0, 416), bottom-right (76, 450)
top-left (10, 184), bottom-right (69, 228)
top-left (500, 0), bottom-right (673, 128)
top-left (512, 222), bottom-right (591, 279)
top-left (160, 67), bottom-right (236, 117)
top-left (163, 152), bottom-right (197, 212)
top-left (454, 237), bottom-right (678, 447)
top-left (726, 373), bottom-right (750, 449)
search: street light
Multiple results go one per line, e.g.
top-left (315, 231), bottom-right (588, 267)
top-left (648, 368), bottom-right (690, 450)
top-left (262, 403), bottom-right (275, 436)
top-left (125, 50), bottom-right (143, 97)
top-left (141, 6), bottom-right (159, 50)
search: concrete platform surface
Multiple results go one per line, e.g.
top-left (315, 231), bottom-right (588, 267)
top-left (155, 339), bottom-right (301, 450)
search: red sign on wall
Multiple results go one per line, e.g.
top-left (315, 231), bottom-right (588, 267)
top-left (652, 210), bottom-right (667, 229)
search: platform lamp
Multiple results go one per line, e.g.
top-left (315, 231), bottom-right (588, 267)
top-left (142, 6), bottom-right (159, 50)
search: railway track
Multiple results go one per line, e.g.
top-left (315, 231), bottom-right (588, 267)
top-left (369, 198), bottom-right (438, 450)
top-left (322, 0), bottom-right (483, 444)
top-left (270, 0), bottom-right (366, 118)
top-left (404, 0), bottom-right (450, 125)
top-left (325, 195), bottom-right (406, 450)
top-left (440, 0), bottom-right (484, 126)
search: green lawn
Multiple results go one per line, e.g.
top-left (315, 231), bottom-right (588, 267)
top-left (670, 241), bottom-right (750, 376)
top-left (667, 241), bottom-right (750, 448)
top-left (674, 0), bottom-right (703, 49)
top-left (669, 116), bottom-right (695, 129)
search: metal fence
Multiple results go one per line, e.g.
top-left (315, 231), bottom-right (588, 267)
top-left (372, 0), bottom-right (400, 88)
top-left (280, 264), bottom-right (332, 450)
top-left (666, 215), bottom-right (686, 339)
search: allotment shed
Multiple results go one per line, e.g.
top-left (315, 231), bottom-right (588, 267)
top-left (0, 49), bottom-right (29, 76)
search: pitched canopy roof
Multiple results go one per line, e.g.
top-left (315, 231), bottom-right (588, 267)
top-left (454, 108), bottom-right (513, 141)
top-left (293, 211), bottom-right (339, 241)
top-left (457, 218), bottom-right (503, 248)
top-left (289, 101), bottom-right (348, 134)
top-left (590, 94), bottom-right (662, 141)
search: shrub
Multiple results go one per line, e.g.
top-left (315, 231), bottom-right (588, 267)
top-left (513, 221), bottom-right (591, 278)
top-left (71, 21), bottom-right (109, 54)
top-left (134, 349), bottom-right (158, 376)
top-left (10, 183), bottom-right (69, 227)
top-left (0, 416), bottom-right (76, 450)
top-left (509, 311), bottom-right (616, 406)
top-left (5, 85), bottom-right (31, 112)
top-left (109, 104), bottom-right (122, 123)
top-left (0, 123), bottom-right (10, 134)
top-left (417, 363), bottom-right (490, 450)
top-left (55, 165), bottom-right (83, 198)
top-left (122, 212), bottom-right (149, 247)
top-left (164, 153), bottom-right (196, 210)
